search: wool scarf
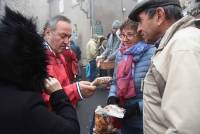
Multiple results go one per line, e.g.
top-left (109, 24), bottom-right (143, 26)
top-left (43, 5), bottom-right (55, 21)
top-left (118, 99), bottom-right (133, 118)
top-left (116, 41), bottom-right (149, 103)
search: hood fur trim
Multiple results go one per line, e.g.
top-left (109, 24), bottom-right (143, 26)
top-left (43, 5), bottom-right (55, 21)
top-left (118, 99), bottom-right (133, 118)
top-left (0, 6), bottom-right (47, 91)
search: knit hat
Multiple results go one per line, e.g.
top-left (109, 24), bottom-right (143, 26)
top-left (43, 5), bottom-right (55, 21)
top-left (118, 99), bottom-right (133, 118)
top-left (129, 0), bottom-right (181, 21)
top-left (112, 20), bottom-right (121, 29)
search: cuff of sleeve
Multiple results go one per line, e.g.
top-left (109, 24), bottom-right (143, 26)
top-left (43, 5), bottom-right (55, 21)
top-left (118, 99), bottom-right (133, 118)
top-left (76, 82), bottom-right (83, 100)
top-left (50, 90), bottom-right (68, 104)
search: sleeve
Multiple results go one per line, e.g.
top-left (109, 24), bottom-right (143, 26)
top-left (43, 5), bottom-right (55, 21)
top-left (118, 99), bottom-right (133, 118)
top-left (100, 46), bottom-right (110, 59)
top-left (23, 90), bottom-right (80, 134)
top-left (42, 83), bottom-right (81, 108)
top-left (107, 48), bottom-right (118, 61)
top-left (101, 36), bottom-right (112, 59)
top-left (162, 49), bottom-right (200, 134)
top-left (63, 83), bottom-right (81, 107)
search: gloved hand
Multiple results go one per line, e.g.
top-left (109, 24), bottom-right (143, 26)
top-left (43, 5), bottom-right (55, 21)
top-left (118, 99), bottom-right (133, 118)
top-left (123, 103), bottom-right (140, 119)
top-left (107, 96), bottom-right (119, 105)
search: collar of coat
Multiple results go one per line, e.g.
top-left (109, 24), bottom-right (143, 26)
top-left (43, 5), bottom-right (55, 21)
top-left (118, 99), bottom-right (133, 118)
top-left (157, 16), bottom-right (196, 53)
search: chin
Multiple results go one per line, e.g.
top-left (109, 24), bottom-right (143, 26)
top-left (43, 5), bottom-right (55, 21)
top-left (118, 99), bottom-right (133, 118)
top-left (145, 39), bottom-right (153, 44)
top-left (124, 43), bottom-right (133, 46)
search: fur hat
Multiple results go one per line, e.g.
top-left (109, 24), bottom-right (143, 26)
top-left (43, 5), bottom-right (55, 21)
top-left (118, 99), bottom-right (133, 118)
top-left (0, 6), bottom-right (47, 91)
top-left (129, 0), bottom-right (181, 21)
top-left (112, 20), bottom-right (121, 29)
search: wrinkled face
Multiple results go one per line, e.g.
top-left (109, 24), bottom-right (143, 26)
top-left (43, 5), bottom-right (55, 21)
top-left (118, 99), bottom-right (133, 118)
top-left (119, 27), bottom-right (138, 47)
top-left (137, 11), bottom-right (160, 43)
top-left (47, 21), bottom-right (72, 54)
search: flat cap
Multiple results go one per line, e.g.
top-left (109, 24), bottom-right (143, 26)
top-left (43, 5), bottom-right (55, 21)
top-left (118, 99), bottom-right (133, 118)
top-left (129, 0), bottom-right (181, 21)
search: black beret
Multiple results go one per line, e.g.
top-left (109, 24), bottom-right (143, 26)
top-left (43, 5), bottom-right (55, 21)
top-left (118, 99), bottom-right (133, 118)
top-left (129, 0), bottom-right (181, 21)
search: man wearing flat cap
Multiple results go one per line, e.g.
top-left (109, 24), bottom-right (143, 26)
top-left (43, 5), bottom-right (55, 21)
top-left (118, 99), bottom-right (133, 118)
top-left (129, 0), bottom-right (200, 134)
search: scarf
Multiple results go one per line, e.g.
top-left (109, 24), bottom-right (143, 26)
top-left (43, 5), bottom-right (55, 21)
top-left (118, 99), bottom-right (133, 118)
top-left (116, 41), bottom-right (149, 104)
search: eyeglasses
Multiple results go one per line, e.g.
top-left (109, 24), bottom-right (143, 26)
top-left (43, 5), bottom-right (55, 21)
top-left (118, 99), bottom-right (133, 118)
top-left (119, 33), bottom-right (138, 40)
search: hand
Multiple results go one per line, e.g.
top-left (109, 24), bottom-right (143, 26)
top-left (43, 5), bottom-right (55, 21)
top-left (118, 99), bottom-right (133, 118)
top-left (79, 81), bottom-right (96, 98)
top-left (44, 77), bottom-right (62, 95)
top-left (104, 59), bottom-right (110, 62)
top-left (91, 76), bottom-right (112, 86)
top-left (107, 96), bottom-right (119, 105)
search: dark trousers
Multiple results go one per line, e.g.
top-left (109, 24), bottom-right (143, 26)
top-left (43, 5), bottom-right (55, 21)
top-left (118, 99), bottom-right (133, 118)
top-left (121, 127), bottom-right (143, 134)
top-left (88, 60), bottom-right (97, 82)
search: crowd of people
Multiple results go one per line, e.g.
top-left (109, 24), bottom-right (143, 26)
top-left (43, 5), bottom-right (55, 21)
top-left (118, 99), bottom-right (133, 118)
top-left (1, 0), bottom-right (200, 134)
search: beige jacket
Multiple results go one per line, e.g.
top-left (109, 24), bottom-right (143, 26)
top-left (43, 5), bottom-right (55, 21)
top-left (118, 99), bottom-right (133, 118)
top-left (86, 38), bottom-right (98, 62)
top-left (143, 16), bottom-right (200, 134)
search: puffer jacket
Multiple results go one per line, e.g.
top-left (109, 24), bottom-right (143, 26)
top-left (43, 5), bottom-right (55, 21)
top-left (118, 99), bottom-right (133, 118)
top-left (143, 16), bottom-right (200, 134)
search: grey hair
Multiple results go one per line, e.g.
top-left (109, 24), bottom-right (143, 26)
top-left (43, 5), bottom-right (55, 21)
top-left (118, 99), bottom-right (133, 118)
top-left (144, 5), bottom-right (183, 22)
top-left (43, 15), bottom-right (71, 31)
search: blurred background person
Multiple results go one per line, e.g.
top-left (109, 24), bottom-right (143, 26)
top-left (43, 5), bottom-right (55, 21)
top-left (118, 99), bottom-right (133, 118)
top-left (86, 34), bottom-right (105, 81)
top-left (96, 20), bottom-right (122, 77)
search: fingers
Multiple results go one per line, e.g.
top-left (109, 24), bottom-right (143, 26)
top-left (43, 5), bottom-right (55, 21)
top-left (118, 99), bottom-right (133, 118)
top-left (44, 78), bottom-right (51, 89)
top-left (81, 82), bottom-right (96, 91)
top-left (79, 81), bottom-right (91, 85)
top-left (44, 77), bottom-right (62, 95)
top-left (91, 76), bottom-right (112, 86)
top-left (79, 81), bottom-right (97, 98)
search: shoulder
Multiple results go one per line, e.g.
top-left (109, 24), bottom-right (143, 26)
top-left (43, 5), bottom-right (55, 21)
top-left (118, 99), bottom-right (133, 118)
top-left (171, 27), bottom-right (200, 52)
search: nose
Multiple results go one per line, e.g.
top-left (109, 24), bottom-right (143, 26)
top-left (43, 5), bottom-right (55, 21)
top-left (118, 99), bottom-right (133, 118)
top-left (121, 36), bottom-right (128, 42)
top-left (64, 37), bottom-right (70, 45)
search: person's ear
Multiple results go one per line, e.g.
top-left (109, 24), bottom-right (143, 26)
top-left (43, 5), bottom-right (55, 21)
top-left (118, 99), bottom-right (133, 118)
top-left (45, 28), bottom-right (51, 36)
top-left (155, 7), bottom-right (165, 26)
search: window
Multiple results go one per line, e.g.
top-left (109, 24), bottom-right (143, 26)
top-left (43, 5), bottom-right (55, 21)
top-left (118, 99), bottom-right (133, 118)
top-left (59, 0), bottom-right (64, 13)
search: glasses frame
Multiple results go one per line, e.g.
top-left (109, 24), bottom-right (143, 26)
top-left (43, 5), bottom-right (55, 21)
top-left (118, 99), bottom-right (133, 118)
top-left (119, 33), bottom-right (138, 40)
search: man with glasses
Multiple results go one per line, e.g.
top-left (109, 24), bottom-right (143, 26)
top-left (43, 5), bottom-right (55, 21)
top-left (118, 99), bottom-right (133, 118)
top-left (129, 0), bottom-right (200, 133)
top-left (43, 15), bottom-right (96, 107)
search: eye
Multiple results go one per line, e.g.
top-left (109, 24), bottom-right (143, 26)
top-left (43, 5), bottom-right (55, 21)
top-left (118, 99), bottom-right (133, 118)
top-left (59, 33), bottom-right (66, 39)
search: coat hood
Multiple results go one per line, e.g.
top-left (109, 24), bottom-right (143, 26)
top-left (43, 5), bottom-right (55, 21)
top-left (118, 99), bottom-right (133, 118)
top-left (0, 7), bottom-right (47, 91)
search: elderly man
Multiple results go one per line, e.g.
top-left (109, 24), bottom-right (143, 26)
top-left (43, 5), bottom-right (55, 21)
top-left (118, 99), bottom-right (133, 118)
top-left (129, 0), bottom-right (200, 134)
top-left (43, 15), bottom-right (96, 107)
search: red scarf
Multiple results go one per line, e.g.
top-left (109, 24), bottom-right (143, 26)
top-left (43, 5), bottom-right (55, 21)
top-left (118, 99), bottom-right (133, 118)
top-left (116, 45), bottom-right (136, 104)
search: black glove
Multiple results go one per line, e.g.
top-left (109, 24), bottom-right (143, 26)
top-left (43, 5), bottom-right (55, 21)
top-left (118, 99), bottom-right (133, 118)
top-left (107, 96), bottom-right (119, 105)
top-left (124, 103), bottom-right (140, 118)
